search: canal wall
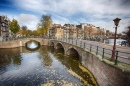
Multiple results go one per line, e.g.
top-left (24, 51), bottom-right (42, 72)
top-left (50, 40), bottom-right (130, 86)
top-left (0, 40), bottom-right (20, 48)
top-left (0, 39), bottom-right (49, 48)
top-left (82, 50), bottom-right (130, 86)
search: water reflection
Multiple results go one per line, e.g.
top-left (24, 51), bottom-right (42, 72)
top-left (25, 40), bottom-right (40, 51)
top-left (0, 48), bottom-right (21, 67)
top-left (107, 39), bottom-right (126, 45)
top-left (0, 46), bottom-right (98, 86)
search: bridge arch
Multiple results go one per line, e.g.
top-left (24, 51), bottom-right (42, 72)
top-left (50, 42), bottom-right (54, 47)
top-left (55, 43), bottom-right (64, 49)
top-left (24, 40), bottom-right (41, 46)
top-left (55, 42), bottom-right (65, 53)
top-left (21, 38), bottom-right (43, 46)
top-left (66, 47), bottom-right (80, 59)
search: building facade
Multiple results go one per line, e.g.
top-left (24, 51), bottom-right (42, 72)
top-left (49, 24), bottom-right (64, 39)
top-left (48, 23), bottom-right (113, 40)
top-left (0, 16), bottom-right (10, 41)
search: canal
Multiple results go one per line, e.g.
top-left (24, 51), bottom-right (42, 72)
top-left (0, 41), bottom-right (98, 86)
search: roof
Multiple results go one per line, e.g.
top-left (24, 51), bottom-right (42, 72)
top-left (53, 24), bottom-right (61, 27)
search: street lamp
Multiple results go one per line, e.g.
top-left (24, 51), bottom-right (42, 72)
top-left (111, 17), bottom-right (121, 59)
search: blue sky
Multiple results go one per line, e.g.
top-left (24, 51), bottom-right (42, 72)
top-left (0, 0), bottom-right (130, 33)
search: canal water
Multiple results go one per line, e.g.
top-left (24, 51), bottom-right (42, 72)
top-left (0, 41), bottom-right (98, 86)
top-left (107, 39), bottom-right (126, 45)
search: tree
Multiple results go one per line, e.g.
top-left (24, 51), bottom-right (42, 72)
top-left (123, 26), bottom-right (130, 38)
top-left (37, 28), bottom-right (43, 36)
top-left (21, 25), bottom-right (28, 36)
top-left (126, 26), bottom-right (130, 37)
top-left (123, 26), bottom-right (130, 46)
top-left (21, 25), bottom-right (27, 31)
top-left (37, 14), bottom-right (52, 36)
top-left (126, 26), bottom-right (130, 46)
top-left (9, 19), bottom-right (20, 34)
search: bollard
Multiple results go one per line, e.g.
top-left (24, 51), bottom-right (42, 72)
top-left (90, 44), bottom-right (92, 52)
top-left (96, 46), bottom-right (98, 55)
top-left (102, 48), bottom-right (105, 59)
top-left (80, 41), bottom-right (82, 47)
top-left (114, 51), bottom-right (119, 65)
top-left (84, 42), bottom-right (85, 49)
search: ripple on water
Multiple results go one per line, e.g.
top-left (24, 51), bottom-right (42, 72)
top-left (0, 46), bottom-right (98, 86)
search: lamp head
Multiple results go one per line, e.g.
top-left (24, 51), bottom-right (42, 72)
top-left (113, 17), bottom-right (121, 26)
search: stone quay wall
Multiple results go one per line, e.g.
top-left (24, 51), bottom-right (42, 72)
top-left (82, 50), bottom-right (130, 86)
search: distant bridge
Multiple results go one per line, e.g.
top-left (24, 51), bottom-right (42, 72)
top-left (0, 38), bottom-right (48, 48)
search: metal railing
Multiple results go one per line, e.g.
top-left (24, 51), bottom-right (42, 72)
top-left (56, 38), bottom-right (130, 65)
top-left (2, 37), bottom-right (129, 65)
top-left (0, 36), bottom-right (43, 42)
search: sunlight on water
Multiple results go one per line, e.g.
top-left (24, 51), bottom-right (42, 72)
top-left (0, 46), bottom-right (98, 86)
top-left (107, 39), bottom-right (126, 45)
top-left (27, 41), bottom-right (38, 49)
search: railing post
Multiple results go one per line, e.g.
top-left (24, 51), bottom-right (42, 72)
top-left (114, 51), bottom-right (119, 65)
top-left (96, 46), bottom-right (98, 55)
top-left (102, 48), bottom-right (105, 59)
top-left (80, 41), bottom-right (82, 47)
top-left (72, 39), bottom-right (73, 44)
top-left (84, 42), bottom-right (85, 49)
top-left (90, 44), bottom-right (92, 52)
top-left (76, 40), bottom-right (77, 45)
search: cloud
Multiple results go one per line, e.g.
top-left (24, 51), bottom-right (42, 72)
top-left (12, 0), bottom-right (130, 33)
top-left (13, 0), bottom-right (130, 15)
top-left (16, 14), bottom-right (39, 30)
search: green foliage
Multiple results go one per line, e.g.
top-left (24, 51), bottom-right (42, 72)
top-left (21, 25), bottom-right (28, 36)
top-left (127, 26), bottom-right (130, 37)
top-left (9, 19), bottom-right (20, 34)
top-left (37, 14), bottom-right (52, 35)
top-left (21, 25), bottom-right (27, 31)
top-left (19, 26), bottom-right (39, 36)
top-left (123, 26), bottom-right (130, 38)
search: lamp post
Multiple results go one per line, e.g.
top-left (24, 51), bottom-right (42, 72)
top-left (111, 17), bottom-right (121, 59)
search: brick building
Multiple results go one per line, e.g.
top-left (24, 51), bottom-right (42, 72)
top-left (0, 16), bottom-right (9, 41)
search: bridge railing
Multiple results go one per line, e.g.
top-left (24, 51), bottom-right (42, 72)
top-left (1, 36), bottom-right (43, 41)
top-left (57, 38), bottom-right (130, 65)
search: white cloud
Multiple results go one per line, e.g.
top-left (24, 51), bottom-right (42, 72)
top-left (1, 13), bottom-right (39, 30)
top-left (12, 0), bottom-right (130, 33)
top-left (16, 14), bottom-right (39, 30)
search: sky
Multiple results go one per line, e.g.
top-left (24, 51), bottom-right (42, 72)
top-left (0, 0), bottom-right (130, 33)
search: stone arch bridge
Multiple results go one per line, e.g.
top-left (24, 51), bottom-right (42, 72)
top-left (20, 38), bottom-right (47, 46)
top-left (49, 39), bottom-right (84, 59)
top-left (0, 38), bottom-right (49, 48)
